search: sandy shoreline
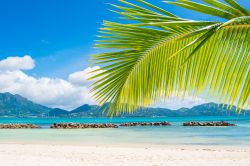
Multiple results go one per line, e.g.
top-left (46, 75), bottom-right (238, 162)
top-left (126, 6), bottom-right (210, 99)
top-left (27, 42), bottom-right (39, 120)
top-left (0, 143), bottom-right (250, 166)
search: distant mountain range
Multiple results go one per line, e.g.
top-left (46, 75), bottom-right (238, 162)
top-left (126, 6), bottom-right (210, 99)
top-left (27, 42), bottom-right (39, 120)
top-left (0, 92), bottom-right (50, 117)
top-left (0, 92), bottom-right (249, 117)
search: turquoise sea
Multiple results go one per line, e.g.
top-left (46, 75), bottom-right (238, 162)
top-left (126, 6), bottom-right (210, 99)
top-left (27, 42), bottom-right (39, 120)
top-left (0, 116), bottom-right (250, 146)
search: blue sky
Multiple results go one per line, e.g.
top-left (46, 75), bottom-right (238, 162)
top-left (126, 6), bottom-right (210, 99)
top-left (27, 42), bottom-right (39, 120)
top-left (0, 0), bottom-right (249, 78)
top-left (0, 0), bottom-right (249, 109)
top-left (0, 0), bottom-right (117, 78)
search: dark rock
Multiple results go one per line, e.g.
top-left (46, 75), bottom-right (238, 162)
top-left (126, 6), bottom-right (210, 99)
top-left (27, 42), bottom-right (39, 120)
top-left (183, 121), bottom-right (236, 126)
top-left (0, 124), bottom-right (40, 129)
top-left (119, 121), bottom-right (171, 127)
top-left (50, 123), bottom-right (118, 129)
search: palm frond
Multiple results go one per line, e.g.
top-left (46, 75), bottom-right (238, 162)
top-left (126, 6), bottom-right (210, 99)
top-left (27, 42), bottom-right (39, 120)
top-left (91, 0), bottom-right (250, 115)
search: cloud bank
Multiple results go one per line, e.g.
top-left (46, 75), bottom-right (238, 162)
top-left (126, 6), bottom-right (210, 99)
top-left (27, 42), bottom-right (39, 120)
top-left (0, 55), bottom-right (207, 110)
top-left (154, 95), bottom-right (207, 110)
top-left (0, 55), bottom-right (97, 110)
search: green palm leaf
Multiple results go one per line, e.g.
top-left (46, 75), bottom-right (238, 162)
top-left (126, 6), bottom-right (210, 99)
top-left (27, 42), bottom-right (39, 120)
top-left (91, 0), bottom-right (250, 115)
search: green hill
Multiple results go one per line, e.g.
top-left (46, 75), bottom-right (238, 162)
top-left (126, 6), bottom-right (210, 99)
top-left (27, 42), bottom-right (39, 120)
top-left (0, 92), bottom-right (249, 117)
top-left (0, 92), bottom-right (51, 117)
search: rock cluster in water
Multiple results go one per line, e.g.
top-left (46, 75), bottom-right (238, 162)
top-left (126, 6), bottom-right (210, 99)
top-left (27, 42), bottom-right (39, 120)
top-left (183, 121), bottom-right (236, 126)
top-left (119, 121), bottom-right (171, 127)
top-left (50, 123), bottom-right (118, 129)
top-left (0, 124), bottom-right (40, 129)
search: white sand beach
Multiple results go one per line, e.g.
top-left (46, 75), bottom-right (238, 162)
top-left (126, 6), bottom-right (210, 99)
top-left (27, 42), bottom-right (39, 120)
top-left (0, 143), bottom-right (250, 166)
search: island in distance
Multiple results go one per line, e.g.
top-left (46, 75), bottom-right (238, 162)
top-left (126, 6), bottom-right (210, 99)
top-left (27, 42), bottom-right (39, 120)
top-left (0, 92), bottom-right (249, 118)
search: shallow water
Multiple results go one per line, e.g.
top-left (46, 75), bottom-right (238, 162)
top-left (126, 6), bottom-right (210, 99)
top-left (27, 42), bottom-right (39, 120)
top-left (0, 116), bottom-right (250, 146)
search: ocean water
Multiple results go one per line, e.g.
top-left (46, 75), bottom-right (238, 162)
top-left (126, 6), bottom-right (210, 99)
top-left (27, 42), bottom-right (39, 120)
top-left (0, 116), bottom-right (250, 146)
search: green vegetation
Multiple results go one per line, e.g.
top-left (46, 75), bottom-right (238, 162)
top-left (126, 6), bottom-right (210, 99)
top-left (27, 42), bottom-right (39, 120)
top-left (0, 92), bottom-right (50, 117)
top-left (91, 0), bottom-right (250, 115)
top-left (0, 92), bottom-right (249, 117)
top-left (53, 103), bottom-right (250, 118)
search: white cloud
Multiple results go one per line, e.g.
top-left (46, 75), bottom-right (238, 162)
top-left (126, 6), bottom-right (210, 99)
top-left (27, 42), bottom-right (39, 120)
top-left (0, 69), bottom-right (97, 110)
top-left (68, 66), bottom-right (101, 86)
top-left (0, 55), bottom-right (209, 110)
top-left (154, 95), bottom-right (207, 110)
top-left (0, 55), bottom-right (35, 71)
top-left (0, 56), bottom-right (98, 110)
